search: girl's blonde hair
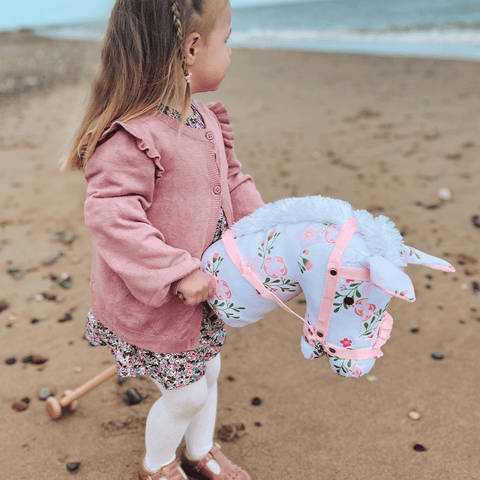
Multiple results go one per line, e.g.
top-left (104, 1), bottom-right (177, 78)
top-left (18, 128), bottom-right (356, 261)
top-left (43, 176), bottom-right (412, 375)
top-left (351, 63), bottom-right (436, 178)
top-left (63, 0), bottom-right (224, 171)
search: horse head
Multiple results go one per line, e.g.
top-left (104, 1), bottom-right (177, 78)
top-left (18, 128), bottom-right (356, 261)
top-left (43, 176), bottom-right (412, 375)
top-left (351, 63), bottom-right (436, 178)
top-left (201, 196), bottom-right (455, 378)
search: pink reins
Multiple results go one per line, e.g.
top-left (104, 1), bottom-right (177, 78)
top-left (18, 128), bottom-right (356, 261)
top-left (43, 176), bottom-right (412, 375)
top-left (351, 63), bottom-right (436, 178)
top-left (221, 218), bottom-right (393, 362)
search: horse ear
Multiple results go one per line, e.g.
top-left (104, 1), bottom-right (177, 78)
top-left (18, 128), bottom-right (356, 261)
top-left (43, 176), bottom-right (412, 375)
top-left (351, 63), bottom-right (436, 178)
top-left (400, 245), bottom-right (456, 272)
top-left (363, 255), bottom-right (416, 302)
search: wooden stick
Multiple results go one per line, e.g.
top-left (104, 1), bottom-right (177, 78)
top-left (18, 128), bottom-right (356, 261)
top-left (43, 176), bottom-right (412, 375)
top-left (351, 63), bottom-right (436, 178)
top-left (45, 365), bottom-right (117, 420)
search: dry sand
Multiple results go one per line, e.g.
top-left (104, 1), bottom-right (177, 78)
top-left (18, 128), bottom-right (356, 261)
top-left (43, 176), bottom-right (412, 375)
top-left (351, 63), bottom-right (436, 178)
top-left (1, 31), bottom-right (479, 479)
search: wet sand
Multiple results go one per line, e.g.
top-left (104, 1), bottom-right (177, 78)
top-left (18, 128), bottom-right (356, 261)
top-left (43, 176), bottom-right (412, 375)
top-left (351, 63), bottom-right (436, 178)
top-left (1, 32), bottom-right (480, 479)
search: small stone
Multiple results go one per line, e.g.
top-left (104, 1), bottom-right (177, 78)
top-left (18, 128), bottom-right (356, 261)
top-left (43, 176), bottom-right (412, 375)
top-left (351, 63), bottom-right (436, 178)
top-left (227, 376), bottom-right (235, 382)
top-left (217, 423), bottom-right (246, 442)
top-left (0, 300), bottom-right (8, 313)
top-left (123, 388), bottom-right (143, 405)
top-left (42, 292), bottom-right (56, 301)
top-left (41, 252), bottom-right (64, 266)
top-left (66, 462), bottom-right (81, 472)
top-left (37, 365), bottom-right (45, 371)
top-left (8, 315), bottom-right (17, 324)
top-left (63, 236), bottom-right (77, 245)
top-left (51, 231), bottom-right (65, 242)
top-left (254, 422), bottom-right (262, 427)
top-left (74, 367), bottom-right (82, 373)
top-left (408, 411), bottom-right (421, 420)
top-left (30, 355), bottom-right (48, 364)
top-left (22, 355), bottom-right (33, 363)
top-left (437, 187), bottom-right (452, 201)
top-left (30, 318), bottom-right (40, 324)
top-left (413, 444), bottom-right (427, 452)
top-left (39, 387), bottom-right (54, 400)
top-left (58, 313), bottom-right (73, 323)
top-left (473, 281), bottom-right (480, 293)
top-left (472, 215), bottom-right (480, 229)
top-left (21, 397), bottom-right (30, 404)
top-left (12, 401), bottom-right (29, 411)
top-left (410, 328), bottom-right (420, 333)
top-left (5, 357), bottom-right (16, 365)
top-left (35, 294), bottom-right (44, 302)
top-left (297, 299), bottom-right (306, 304)
top-left (461, 283), bottom-right (468, 290)
top-left (431, 352), bottom-right (444, 360)
top-left (251, 397), bottom-right (262, 406)
top-left (117, 376), bottom-right (128, 385)
top-left (58, 277), bottom-right (72, 289)
top-left (366, 375), bottom-right (377, 382)
top-left (7, 268), bottom-right (23, 280)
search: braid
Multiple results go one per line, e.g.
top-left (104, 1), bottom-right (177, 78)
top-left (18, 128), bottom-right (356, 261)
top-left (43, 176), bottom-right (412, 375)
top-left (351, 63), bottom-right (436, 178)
top-left (171, 0), bottom-right (190, 79)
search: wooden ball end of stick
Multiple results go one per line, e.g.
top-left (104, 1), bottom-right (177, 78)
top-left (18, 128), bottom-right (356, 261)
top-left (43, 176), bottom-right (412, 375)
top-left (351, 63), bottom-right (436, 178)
top-left (45, 397), bottom-right (62, 420)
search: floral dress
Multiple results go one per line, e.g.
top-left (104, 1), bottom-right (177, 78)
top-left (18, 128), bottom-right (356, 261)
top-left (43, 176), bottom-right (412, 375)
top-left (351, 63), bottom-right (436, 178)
top-left (85, 104), bottom-right (228, 390)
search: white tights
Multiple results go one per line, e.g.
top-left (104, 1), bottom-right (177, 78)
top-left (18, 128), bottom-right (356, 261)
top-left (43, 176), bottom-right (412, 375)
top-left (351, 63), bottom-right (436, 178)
top-left (144, 354), bottom-right (221, 473)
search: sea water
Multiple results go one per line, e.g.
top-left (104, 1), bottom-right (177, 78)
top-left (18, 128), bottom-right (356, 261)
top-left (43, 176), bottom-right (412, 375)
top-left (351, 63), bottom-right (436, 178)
top-left (5, 0), bottom-right (480, 60)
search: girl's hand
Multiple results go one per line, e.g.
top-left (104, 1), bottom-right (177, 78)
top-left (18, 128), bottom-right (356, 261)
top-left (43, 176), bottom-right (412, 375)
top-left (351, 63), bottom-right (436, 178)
top-left (177, 270), bottom-right (218, 306)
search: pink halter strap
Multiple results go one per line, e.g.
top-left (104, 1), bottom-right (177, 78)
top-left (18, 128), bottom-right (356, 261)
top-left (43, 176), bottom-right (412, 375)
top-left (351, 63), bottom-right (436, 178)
top-left (221, 219), bottom-right (393, 362)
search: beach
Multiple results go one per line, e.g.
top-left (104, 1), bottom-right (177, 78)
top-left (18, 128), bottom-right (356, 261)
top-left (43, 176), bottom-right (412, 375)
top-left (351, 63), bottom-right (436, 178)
top-left (1, 31), bottom-right (479, 479)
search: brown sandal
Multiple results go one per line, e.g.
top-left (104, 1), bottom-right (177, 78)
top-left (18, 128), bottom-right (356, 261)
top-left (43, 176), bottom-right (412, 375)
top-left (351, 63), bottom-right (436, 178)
top-left (182, 443), bottom-right (251, 480)
top-left (139, 455), bottom-right (188, 480)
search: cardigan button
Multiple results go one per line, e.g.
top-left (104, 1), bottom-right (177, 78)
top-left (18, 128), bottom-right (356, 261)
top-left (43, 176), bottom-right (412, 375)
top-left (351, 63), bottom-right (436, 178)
top-left (205, 131), bottom-right (214, 141)
top-left (213, 186), bottom-right (222, 195)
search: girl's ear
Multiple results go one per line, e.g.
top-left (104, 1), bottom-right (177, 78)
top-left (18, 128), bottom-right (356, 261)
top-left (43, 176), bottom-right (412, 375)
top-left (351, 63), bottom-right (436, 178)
top-left (185, 32), bottom-right (202, 66)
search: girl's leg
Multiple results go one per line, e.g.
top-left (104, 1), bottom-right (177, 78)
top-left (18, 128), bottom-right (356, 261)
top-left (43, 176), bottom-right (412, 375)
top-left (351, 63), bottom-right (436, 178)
top-left (144, 374), bottom-right (209, 473)
top-left (184, 354), bottom-right (222, 460)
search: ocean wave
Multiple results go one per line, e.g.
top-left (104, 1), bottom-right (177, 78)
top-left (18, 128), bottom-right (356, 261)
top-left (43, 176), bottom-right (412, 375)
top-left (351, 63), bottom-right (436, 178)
top-left (230, 27), bottom-right (480, 46)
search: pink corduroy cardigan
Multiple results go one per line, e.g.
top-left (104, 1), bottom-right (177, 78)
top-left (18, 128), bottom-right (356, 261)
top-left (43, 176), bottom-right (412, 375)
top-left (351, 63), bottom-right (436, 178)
top-left (84, 101), bottom-right (264, 353)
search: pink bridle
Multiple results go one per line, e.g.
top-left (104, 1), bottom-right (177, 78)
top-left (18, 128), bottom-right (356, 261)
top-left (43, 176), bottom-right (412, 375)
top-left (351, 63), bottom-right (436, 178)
top-left (221, 218), bottom-right (393, 362)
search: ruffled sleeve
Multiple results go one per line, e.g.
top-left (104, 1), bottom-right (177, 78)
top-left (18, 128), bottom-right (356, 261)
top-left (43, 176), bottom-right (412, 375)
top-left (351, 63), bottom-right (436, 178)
top-left (84, 125), bottom-right (201, 307)
top-left (207, 102), bottom-right (264, 222)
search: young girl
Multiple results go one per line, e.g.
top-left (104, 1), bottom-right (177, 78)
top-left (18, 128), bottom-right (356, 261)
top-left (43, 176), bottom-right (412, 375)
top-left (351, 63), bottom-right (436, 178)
top-left (63, 0), bottom-right (263, 478)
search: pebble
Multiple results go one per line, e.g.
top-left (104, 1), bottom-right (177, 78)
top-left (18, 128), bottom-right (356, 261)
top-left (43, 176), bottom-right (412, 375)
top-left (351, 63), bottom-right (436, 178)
top-left (5, 357), bottom-right (16, 365)
top-left (123, 388), bottom-right (143, 405)
top-left (117, 376), bottom-right (128, 385)
top-left (217, 423), bottom-right (246, 442)
top-left (251, 397), bottom-right (262, 406)
top-left (66, 462), bottom-right (81, 472)
top-left (410, 328), bottom-right (420, 333)
top-left (437, 187), bottom-right (452, 201)
top-left (30, 318), bottom-right (40, 324)
top-left (227, 376), bottom-right (235, 382)
top-left (413, 444), bottom-right (427, 452)
top-left (254, 422), bottom-right (262, 427)
top-left (8, 315), bottom-right (17, 324)
top-left (431, 352), bottom-right (444, 360)
top-left (39, 388), bottom-right (54, 400)
top-left (7, 268), bottom-right (24, 280)
top-left (22, 355), bottom-right (34, 363)
top-left (12, 401), bottom-right (29, 412)
top-left (41, 252), bottom-right (64, 266)
top-left (0, 300), bottom-right (8, 313)
top-left (461, 283), bottom-right (468, 290)
top-left (472, 215), bottom-right (480, 229)
top-left (473, 281), bottom-right (480, 293)
top-left (74, 367), bottom-right (82, 373)
top-left (366, 375), bottom-right (377, 382)
top-left (21, 397), bottom-right (30, 404)
top-left (30, 355), bottom-right (48, 365)
top-left (408, 411), bottom-right (421, 420)
top-left (58, 313), bottom-right (73, 323)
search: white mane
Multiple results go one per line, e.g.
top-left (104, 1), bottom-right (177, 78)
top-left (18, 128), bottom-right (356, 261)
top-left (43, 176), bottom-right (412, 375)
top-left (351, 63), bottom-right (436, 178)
top-left (231, 196), bottom-right (406, 267)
